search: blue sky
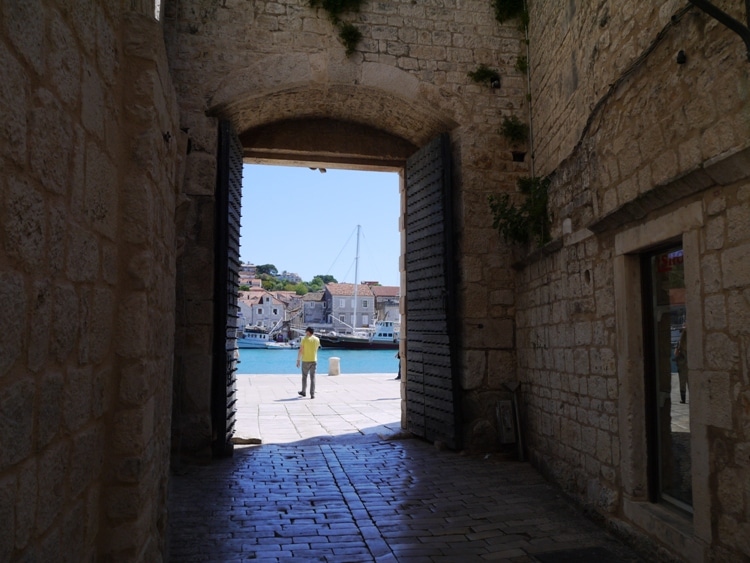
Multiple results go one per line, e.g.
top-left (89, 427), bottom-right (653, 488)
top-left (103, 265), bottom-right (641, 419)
top-left (240, 165), bottom-right (401, 287)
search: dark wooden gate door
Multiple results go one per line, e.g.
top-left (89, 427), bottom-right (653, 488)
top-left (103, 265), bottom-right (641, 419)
top-left (211, 120), bottom-right (243, 457)
top-left (404, 133), bottom-right (461, 449)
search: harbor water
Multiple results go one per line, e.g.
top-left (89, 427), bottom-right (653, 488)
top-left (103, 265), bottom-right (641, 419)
top-left (237, 347), bottom-right (399, 375)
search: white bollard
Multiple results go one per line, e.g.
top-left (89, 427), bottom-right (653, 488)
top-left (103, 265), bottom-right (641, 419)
top-left (328, 356), bottom-right (341, 376)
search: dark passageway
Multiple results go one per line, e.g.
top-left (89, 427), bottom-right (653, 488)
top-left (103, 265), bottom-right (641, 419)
top-left (167, 376), bottom-right (644, 562)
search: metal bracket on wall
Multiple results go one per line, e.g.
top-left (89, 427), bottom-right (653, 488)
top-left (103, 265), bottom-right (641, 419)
top-left (688, 0), bottom-right (750, 61)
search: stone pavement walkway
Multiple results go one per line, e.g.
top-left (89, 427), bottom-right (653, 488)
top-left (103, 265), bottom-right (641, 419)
top-left (168, 374), bottom-right (645, 562)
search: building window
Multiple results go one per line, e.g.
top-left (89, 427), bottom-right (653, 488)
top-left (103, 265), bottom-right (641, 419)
top-left (642, 245), bottom-right (691, 512)
top-left (340, 298), bottom-right (345, 308)
top-left (257, 308), bottom-right (262, 315)
top-left (363, 300), bottom-right (368, 308)
top-left (339, 315), bottom-right (345, 323)
top-left (362, 314), bottom-right (368, 326)
top-left (273, 308), bottom-right (278, 315)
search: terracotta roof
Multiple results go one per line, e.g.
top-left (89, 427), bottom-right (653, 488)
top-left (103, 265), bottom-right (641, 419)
top-left (302, 291), bottom-right (325, 301)
top-left (370, 285), bottom-right (400, 297)
top-left (325, 283), bottom-right (374, 297)
top-left (238, 288), bottom-right (282, 305)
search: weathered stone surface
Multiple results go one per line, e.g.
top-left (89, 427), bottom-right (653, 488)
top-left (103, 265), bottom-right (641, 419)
top-left (0, 476), bottom-right (14, 561)
top-left (0, 272), bottom-right (26, 377)
top-left (29, 89), bottom-right (74, 196)
top-left (51, 283), bottom-right (79, 363)
top-left (5, 175), bottom-right (46, 268)
top-left (116, 293), bottom-right (148, 359)
top-left (38, 371), bottom-right (63, 449)
top-left (0, 380), bottom-right (34, 468)
top-left (36, 442), bottom-right (69, 535)
top-left (461, 350), bottom-right (486, 390)
top-left (14, 458), bottom-right (37, 550)
top-left (64, 366), bottom-right (93, 432)
top-left (0, 42), bottom-right (28, 165)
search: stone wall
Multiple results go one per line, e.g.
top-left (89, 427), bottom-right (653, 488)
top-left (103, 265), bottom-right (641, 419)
top-left (516, 0), bottom-right (750, 559)
top-left (164, 0), bottom-right (531, 451)
top-left (0, 2), bottom-right (180, 560)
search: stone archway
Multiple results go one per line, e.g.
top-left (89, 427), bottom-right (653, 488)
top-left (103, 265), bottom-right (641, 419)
top-left (166, 0), bottom-right (526, 456)
top-left (172, 83), bottom-right (460, 455)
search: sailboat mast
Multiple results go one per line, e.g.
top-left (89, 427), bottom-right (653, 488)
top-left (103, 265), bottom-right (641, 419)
top-left (353, 224), bottom-right (360, 329)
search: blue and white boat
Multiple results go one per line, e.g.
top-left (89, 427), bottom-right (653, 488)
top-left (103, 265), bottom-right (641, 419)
top-left (236, 326), bottom-right (273, 349)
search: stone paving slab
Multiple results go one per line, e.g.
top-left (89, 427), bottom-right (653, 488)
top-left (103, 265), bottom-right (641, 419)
top-left (233, 373), bottom-right (404, 444)
top-left (168, 374), bottom-right (645, 562)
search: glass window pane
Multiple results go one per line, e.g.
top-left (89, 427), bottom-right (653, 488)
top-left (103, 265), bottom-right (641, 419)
top-left (648, 247), bottom-right (691, 510)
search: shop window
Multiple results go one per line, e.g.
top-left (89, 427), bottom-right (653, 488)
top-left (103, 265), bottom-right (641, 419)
top-left (642, 245), bottom-right (692, 513)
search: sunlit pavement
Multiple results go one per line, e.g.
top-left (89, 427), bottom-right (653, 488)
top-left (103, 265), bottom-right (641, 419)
top-left (168, 373), bottom-right (645, 562)
top-left (233, 373), bottom-right (404, 445)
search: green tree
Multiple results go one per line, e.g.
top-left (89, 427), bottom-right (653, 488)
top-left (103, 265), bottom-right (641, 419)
top-left (256, 264), bottom-right (278, 276)
top-left (261, 277), bottom-right (283, 291)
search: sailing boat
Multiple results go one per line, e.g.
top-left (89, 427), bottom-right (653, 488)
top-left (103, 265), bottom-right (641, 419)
top-left (318, 225), bottom-right (400, 350)
top-left (318, 319), bottom-right (400, 349)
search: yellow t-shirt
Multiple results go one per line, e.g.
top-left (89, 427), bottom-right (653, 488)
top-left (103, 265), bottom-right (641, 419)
top-left (300, 335), bottom-right (321, 362)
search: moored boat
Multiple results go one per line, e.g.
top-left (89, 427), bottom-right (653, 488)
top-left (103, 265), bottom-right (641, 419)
top-left (265, 339), bottom-right (300, 350)
top-left (319, 320), bottom-right (399, 350)
top-left (237, 326), bottom-right (273, 348)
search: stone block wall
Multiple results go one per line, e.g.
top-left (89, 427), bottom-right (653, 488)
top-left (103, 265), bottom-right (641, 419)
top-left (514, 0), bottom-right (750, 559)
top-left (0, 2), bottom-right (181, 560)
top-left (164, 0), bottom-right (531, 451)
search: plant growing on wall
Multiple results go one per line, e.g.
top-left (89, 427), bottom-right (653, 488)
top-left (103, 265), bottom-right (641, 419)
top-left (337, 22), bottom-right (363, 54)
top-left (488, 176), bottom-right (551, 246)
top-left (467, 64), bottom-right (501, 87)
top-left (310, 0), bottom-right (365, 55)
top-left (500, 115), bottom-right (528, 146)
top-left (515, 54), bottom-right (528, 74)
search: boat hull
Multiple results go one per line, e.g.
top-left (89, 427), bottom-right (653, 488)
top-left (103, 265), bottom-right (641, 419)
top-left (265, 342), bottom-right (299, 350)
top-left (237, 340), bottom-right (269, 349)
top-left (319, 337), bottom-right (398, 350)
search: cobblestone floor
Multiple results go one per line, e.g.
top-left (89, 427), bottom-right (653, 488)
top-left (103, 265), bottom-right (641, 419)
top-left (167, 375), bottom-right (645, 562)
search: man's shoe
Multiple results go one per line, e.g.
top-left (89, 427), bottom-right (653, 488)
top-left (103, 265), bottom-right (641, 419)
top-left (311, 394), bottom-right (315, 399)
top-left (298, 391), bottom-right (306, 397)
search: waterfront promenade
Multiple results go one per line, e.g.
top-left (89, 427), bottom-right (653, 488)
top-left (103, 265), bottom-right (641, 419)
top-left (168, 373), bottom-right (646, 562)
top-left (232, 373), bottom-right (404, 444)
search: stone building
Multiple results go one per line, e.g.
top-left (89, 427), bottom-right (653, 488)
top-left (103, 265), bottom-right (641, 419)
top-left (371, 284), bottom-right (401, 321)
top-left (301, 290), bottom-right (327, 325)
top-left (237, 288), bottom-right (286, 328)
top-left (324, 282), bottom-right (376, 330)
top-left (0, 0), bottom-right (748, 561)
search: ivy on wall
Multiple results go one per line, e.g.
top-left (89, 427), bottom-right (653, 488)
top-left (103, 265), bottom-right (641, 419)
top-left (467, 64), bottom-right (501, 87)
top-left (488, 176), bottom-right (551, 247)
top-left (310, 0), bottom-right (364, 54)
top-left (500, 115), bottom-right (528, 146)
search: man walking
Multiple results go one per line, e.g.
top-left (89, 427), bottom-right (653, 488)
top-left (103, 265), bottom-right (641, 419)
top-left (297, 327), bottom-right (321, 398)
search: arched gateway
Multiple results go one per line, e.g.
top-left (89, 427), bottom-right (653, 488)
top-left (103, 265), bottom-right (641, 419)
top-left (211, 117), bottom-right (461, 454)
top-left (166, 3), bottom-right (524, 457)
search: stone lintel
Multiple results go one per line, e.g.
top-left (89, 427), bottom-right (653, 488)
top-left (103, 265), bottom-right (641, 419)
top-left (588, 144), bottom-right (750, 235)
top-left (239, 118), bottom-right (417, 170)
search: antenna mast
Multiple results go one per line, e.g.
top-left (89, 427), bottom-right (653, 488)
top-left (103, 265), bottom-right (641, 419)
top-left (353, 224), bottom-right (360, 330)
